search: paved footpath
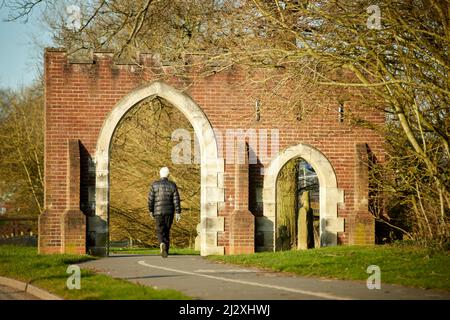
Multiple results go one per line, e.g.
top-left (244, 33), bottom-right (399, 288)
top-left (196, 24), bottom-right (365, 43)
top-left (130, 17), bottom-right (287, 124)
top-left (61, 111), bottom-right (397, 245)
top-left (0, 285), bottom-right (39, 300)
top-left (80, 254), bottom-right (450, 300)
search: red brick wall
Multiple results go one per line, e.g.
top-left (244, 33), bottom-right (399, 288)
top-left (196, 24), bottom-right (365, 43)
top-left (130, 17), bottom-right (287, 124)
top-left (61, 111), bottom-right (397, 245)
top-left (60, 139), bottom-right (86, 254)
top-left (228, 142), bottom-right (255, 255)
top-left (42, 48), bottom-right (384, 254)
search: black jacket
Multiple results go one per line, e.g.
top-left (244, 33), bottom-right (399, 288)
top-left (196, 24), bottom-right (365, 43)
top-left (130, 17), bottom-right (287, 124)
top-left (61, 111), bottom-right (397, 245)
top-left (148, 178), bottom-right (181, 216)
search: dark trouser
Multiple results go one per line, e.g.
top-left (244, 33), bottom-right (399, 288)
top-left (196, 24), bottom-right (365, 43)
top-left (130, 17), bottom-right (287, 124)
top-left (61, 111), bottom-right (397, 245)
top-left (155, 214), bottom-right (174, 254)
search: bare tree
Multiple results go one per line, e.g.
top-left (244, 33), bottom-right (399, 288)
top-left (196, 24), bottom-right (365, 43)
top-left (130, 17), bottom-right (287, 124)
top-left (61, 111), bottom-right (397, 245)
top-left (0, 84), bottom-right (44, 215)
top-left (4, 0), bottom-right (448, 245)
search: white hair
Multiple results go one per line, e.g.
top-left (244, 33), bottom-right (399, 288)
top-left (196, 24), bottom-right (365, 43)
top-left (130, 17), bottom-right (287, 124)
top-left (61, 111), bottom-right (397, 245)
top-left (160, 167), bottom-right (170, 178)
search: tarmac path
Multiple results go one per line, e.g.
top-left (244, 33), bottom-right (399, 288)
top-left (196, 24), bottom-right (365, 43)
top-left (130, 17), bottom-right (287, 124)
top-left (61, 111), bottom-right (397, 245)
top-left (80, 254), bottom-right (450, 300)
top-left (0, 284), bottom-right (39, 300)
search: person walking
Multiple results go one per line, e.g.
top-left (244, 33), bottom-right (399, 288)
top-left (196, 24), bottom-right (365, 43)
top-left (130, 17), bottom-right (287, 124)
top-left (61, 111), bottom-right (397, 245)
top-left (148, 167), bottom-right (181, 258)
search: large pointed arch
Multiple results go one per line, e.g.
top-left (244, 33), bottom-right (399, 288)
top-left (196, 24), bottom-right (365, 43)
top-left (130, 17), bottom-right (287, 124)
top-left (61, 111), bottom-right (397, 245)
top-left (259, 143), bottom-right (345, 250)
top-left (91, 81), bottom-right (225, 256)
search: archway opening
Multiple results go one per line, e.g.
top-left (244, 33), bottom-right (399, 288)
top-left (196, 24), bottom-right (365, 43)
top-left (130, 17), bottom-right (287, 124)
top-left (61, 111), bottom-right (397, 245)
top-left (262, 143), bottom-right (344, 251)
top-left (108, 96), bottom-right (200, 255)
top-left (275, 157), bottom-right (320, 251)
top-left (92, 81), bottom-right (224, 257)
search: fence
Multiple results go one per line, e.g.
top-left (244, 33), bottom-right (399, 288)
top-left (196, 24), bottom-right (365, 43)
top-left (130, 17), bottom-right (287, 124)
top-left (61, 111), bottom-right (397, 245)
top-left (0, 215), bottom-right (39, 245)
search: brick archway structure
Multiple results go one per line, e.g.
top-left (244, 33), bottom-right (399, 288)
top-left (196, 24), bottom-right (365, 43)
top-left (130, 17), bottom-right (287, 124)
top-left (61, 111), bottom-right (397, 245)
top-left (92, 81), bottom-right (225, 256)
top-left (261, 143), bottom-right (344, 250)
top-left (40, 48), bottom-right (383, 256)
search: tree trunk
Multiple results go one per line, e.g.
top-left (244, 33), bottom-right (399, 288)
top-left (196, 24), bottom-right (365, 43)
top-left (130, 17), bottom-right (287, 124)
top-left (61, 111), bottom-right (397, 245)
top-left (298, 191), bottom-right (315, 250)
top-left (276, 159), bottom-right (298, 250)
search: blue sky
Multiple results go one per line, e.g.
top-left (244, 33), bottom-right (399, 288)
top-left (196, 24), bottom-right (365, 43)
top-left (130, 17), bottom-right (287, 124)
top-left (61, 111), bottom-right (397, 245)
top-left (0, 5), bottom-right (53, 90)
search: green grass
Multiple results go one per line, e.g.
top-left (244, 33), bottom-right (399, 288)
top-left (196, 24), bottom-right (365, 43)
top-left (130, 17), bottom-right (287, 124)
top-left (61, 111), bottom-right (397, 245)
top-left (207, 244), bottom-right (450, 291)
top-left (109, 247), bottom-right (199, 255)
top-left (0, 246), bottom-right (190, 300)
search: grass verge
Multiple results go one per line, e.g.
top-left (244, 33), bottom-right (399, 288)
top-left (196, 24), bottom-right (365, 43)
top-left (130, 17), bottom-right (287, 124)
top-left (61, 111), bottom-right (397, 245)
top-left (207, 244), bottom-right (450, 291)
top-left (0, 245), bottom-right (190, 300)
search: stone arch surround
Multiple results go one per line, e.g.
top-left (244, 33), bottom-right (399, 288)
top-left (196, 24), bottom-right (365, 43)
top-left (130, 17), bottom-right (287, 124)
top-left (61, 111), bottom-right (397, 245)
top-left (259, 143), bottom-right (345, 250)
top-left (92, 81), bottom-right (225, 256)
